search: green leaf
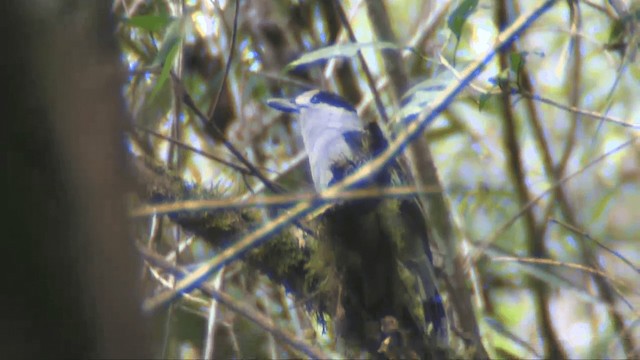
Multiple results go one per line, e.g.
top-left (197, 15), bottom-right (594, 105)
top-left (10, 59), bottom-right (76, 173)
top-left (509, 51), bottom-right (527, 74)
top-left (285, 42), bottom-right (400, 71)
top-left (590, 189), bottom-right (616, 222)
top-left (448, 0), bottom-right (479, 41)
top-left (151, 41), bottom-right (181, 101)
top-left (507, 51), bottom-right (527, 87)
top-left (608, 19), bottom-right (626, 45)
top-left (124, 14), bottom-right (174, 33)
top-left (495, 68), bottom-right (511, 89)
top-left (150, 18), bottom-right (186, 100)
top-left (151, 18), bottom-right (185, 67)
top-left (478, 92), bottom-right (493, 110)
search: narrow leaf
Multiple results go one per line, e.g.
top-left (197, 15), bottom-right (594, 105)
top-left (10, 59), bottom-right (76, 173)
top-left (124, 14), bottom-right (174, 33)
top-left (151, 41), bottom-right (181, 101)
top-left (149, 17), bottom-right (186, 100)
top-left (285, 42), bottom-right (400, 71)
top-left (151, 18), bottom-right (185, 67)
top-left (448, 0), bottom-right (479, 41)
top-left (478, 92), bottom-right (493, 110)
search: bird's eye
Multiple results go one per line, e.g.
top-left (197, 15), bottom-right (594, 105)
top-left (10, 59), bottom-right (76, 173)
top-left (310, 91), bottom-right (356, 113)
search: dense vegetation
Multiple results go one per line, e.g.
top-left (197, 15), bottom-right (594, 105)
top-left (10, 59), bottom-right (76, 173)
top-left (116, 1), bottom-right (639, 358)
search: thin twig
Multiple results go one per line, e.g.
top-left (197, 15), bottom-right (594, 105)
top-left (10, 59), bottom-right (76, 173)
top-left (477, 241), bottom-right (635, 310)
top-left (131, 184), bottom-right (439, 218)
top-left (473, 137), bottom-right (638, 263)
top-left (136, 243), bottom-right (335, 359)
top-left (332, 0), bottom-right (390, 124)
top-left (522, 92), bottom-right (640, 128)
top-left (207, 0), bottom-right (240, 121)
top-left (492, 256), bottom-right (631, 293)
top-left (549, 218), bottom-right (640, 274)
top-left (438, 55), bottom-right (639, 129)
top-left (177, 75), bottom-right (286, 194)
top-left (171, 0), bottom-right (288, 195)
top-left (134, 125), bottom-right (252, 174)
top-left (203, 268), bottom-right (225, 360)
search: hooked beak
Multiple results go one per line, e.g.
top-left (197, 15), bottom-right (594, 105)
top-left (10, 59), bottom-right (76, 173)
top-left (266, 97), bottom-right (299, 114)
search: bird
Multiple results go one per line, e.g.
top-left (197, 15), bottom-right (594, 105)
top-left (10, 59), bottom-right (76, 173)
top-left (268, 89), bottom-right (447, 358)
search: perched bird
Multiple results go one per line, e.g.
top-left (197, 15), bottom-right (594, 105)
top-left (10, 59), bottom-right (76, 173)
top-left (268, 89), bottom-right (447, 358)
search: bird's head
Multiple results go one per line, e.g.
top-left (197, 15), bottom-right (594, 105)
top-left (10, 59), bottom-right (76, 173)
top-left (268, 90), bottom-right (366, 191)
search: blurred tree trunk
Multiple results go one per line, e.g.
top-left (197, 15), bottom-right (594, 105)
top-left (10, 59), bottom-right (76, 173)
top-left (0, 1), bottom-right (151, 358)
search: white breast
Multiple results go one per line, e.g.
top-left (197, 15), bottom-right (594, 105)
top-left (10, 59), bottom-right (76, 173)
top-left (298, 106), bottom-right (364, 191)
